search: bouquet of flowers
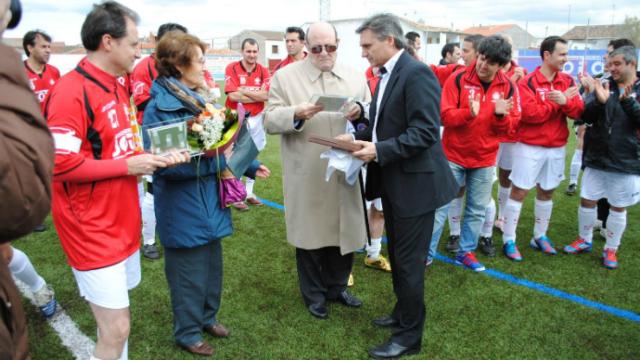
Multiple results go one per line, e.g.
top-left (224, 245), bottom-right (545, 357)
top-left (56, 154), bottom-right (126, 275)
top-left (188, 103), bottom-right (244, 156)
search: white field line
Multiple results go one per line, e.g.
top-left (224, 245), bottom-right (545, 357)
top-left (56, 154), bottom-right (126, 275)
top-left (15, 279), bottom-right (95, 360)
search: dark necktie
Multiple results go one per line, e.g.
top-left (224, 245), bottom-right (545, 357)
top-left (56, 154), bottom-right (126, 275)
top-left (370, 66), bottom-right (387, 121)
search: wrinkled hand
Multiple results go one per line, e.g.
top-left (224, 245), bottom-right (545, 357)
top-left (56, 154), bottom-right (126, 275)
top-left (351, 140), bottom-right (377, 163)
top-left (619, 83), bottom-right (634, 101)
top-left (469, 93), bottom-right (481, 117)
top-left (294, 102), bottom-right (324, 120)
top-left (126, 153), bottom-right (172, 176)
top-left (593, 80), bottom-right (610, 104)
top-left (494, 97), bottom-right (513, 116)
top-left (548, 90), bottom-right (568, 105)
top-left (511, 67), bottom-right (525, 83)
top-left (343, 102), bottom-right (361, 121)
top-left (334, 133), bottom-right (354, 142)
top-left (255, 164), bottom-right (271, 179)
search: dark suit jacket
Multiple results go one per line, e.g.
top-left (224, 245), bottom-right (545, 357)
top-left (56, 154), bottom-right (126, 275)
top-left (355, 50), bottom-right (458, 218)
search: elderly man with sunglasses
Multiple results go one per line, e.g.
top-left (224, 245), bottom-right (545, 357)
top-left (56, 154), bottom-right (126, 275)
top-left (264, 22), bottom-right (371, 320)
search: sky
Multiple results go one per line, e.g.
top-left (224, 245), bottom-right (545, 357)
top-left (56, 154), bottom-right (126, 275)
top-left (5, 0), bottom-right (639, 45)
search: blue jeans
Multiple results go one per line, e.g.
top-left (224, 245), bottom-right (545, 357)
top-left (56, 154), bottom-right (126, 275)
top-left (428, 162), bottom-right (495, 259)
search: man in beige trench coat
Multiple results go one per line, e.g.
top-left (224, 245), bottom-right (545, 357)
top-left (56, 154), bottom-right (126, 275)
top-left (264, 22), bottom-right (371, 319)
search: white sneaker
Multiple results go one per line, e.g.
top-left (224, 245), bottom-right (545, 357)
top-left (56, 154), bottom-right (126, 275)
top-left (33, 284), bottom-right (57, 318)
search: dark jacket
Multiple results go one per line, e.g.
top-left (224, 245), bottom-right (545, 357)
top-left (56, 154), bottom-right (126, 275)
top-left (355, 51), bottom-right (458, 218)
top-left (582, 74), bottom-right (640, 175)
top-left (144, 78), bottom-right (258, 248)
top-left (0, 43), bottom-right (54, 242)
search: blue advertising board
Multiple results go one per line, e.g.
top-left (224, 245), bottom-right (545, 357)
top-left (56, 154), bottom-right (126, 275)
top-left (516, 49), bottom-right (610, 78)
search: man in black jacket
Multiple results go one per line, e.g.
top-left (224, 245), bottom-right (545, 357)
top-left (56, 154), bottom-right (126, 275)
top-left (563, 45), bottom-right (640, 269)
top-left (338, 13), bottom-right (457, 359)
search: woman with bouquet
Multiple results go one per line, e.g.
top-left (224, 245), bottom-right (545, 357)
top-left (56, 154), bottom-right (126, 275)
top-left (143, 32), bottom-right (269, 357)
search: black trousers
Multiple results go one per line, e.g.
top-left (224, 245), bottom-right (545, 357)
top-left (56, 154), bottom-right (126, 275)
top-left (295, 247), bottom-right (353, 306)
top-left (381, 195), bottom-right (434, 348)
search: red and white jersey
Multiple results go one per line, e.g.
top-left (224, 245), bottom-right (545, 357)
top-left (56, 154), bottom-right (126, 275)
top-left (224, 61), bottom-right (270, 116)
top-left (24, 61), bottom-right (60, 113)
top-left (46, 57), bottom-right (141, 271)
top-left (131, 55), bottom-right (157, 124)
top-left (517, 66), bottom-right (584, 148)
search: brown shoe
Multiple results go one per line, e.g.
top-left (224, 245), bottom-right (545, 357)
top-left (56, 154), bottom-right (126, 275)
top-left (231, 201), bottom-right (249, 211)
top-left (246, 196), bottom-right (263, 206)
top-left (204, 323), bottom-right (230, 338)
top-left (179, 340), bottom-right (214, 356)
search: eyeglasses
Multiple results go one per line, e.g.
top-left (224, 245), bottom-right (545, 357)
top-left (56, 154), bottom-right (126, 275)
top-left (309, 44), bottom-right (338, 54)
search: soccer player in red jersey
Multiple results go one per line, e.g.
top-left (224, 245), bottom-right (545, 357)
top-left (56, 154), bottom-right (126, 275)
top-left (46, 3), bottom-right (188, 359)
top-left (22, 30), bottom-right (60, 113)
top-left (224, 38), bottom-right (270, 209)
top-left (273, 26), bottom-right (307, 73)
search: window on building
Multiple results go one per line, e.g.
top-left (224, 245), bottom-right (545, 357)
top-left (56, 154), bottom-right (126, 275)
top-left (272, 45), bottom-right (279, 54)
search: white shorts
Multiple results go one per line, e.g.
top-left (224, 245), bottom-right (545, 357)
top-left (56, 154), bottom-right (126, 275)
top-left (509, 143), bottom-right (566, 191)
top-left (367, 198), bottom-right (383, 211)
top-left (580, 167), bottom-right (640, 208)
top-left (72, 250), bottom-right (141, 309)
top-left (497, 142), bottom-right (517, 170)
top-left (247, 113), bottom-right (266, 151)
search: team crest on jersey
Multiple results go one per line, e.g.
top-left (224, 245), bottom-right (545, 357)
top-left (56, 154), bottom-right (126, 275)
top-left (112, 128), bottom-right (136, 159)
top-left (35, 90), bottom-right (48, 103)
top-left (536, 88), bottom-right (547, 101)
top-left (133, 81), bottom-right (145, 96)
top-left (50, 79), bottom-right (55, 85)
top-left (255, 77), bottom-right (261, 85)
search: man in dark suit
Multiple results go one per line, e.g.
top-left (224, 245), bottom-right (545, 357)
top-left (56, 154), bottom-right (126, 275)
top-left (338, 13), bottom-right (458, 359)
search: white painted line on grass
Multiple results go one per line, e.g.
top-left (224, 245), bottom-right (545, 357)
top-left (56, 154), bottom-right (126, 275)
top-left (15, 279), bottom-right (95, 360)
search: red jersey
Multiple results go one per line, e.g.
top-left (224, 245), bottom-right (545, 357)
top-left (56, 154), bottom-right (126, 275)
top-left (430, 63), bottom-right (464, 88)
top-left (273, 52), bottom-right (308, 73)
top-left (499, 61), bottom-right (528, 142)
top-left (440, 64), bottom-right (520, 168)
top-left (24, 61), bottom-right (60, 112)
top-left (517, 66), bottom-right (584, 148)
top-left (46, 57), bottom-right (141, 271)
top-left (224, 61), bottom-right (270, 116)
top-left (131, 55), bottom-right (157, 124)
top-left (365, 66), bottom-right (379, 96)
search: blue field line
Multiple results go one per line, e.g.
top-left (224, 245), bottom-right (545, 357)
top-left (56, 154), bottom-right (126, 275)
top-left (257, 197), bottom-right (640, 324)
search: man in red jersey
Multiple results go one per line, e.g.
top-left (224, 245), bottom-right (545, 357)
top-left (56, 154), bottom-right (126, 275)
top-left (427, 35), bottom-right (520, 271)
top-left (130, 22), bottom-right (187, 261)
top-left (500, 36), bottom-right (584, 262)
top-left (22, 30), bottom-right (60, 113)
top-left (225, 38), bottom-right (270, 210)
top-left (46, 2), bottom-right (187, 359)
top-left (22, 29), bottom-right (59, 233)
top-left (273, 26), bottom-right (307, 72)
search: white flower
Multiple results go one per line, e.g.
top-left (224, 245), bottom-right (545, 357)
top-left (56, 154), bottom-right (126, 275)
top-left (199, 114), bottom-right (225, 149)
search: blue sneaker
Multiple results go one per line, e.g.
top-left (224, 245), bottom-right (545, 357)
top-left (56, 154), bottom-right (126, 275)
top-left (34, 284), bottom-right (57, 318)
top-left (563, 238), bottom-right (593, 254)
top-left (503, 240), bottom-right (523, 261)
top-left (530, 235), bottom-right (557, 255)
top-left (455, 252), bottom-right (485, 272)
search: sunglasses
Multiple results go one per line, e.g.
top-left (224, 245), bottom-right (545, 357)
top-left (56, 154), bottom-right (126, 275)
top-left (310, 44), bottom-right (338, 54)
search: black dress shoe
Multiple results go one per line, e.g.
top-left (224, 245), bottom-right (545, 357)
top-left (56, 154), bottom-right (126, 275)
top-left (372, 316), bottom-right (398, 328)
top-left (368, 341), bottom-right (420, 359)
top-left (334, 290), bottom-right (363, 307)
top-left (308, 303), bottom-right (328, 319)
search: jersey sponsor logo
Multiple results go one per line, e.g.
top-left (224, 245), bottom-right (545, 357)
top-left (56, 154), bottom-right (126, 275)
top-left (464, 85), bottom-right (480, 100)
top-left (112, 128), bottom-right (136, 159)
top-left (50, 127), bottom-right (82, 155)
top-left (239, 75), bottom-right (247, 85)
top-left (536, 88), bottom-right (548, 101)
top-left (28, 79), bottom-right (36, 90)
top-left (254, 77), bottom-right (261, 85)
top-left (117, 76), bottom-right (126, 86)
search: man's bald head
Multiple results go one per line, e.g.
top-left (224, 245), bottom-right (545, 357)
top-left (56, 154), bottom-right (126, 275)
top-left (306, 22), bottom-right (338, 44)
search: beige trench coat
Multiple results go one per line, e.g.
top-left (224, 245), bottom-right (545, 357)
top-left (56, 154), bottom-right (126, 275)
top-left (264, 58), bottom-right (371, 254)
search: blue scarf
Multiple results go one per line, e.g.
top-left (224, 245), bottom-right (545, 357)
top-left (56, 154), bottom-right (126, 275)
top-left (156, 76), bottom-right (206, 115)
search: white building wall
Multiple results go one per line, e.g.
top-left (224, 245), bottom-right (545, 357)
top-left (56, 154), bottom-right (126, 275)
top-left (265, 40), bottom-right (286, 60)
